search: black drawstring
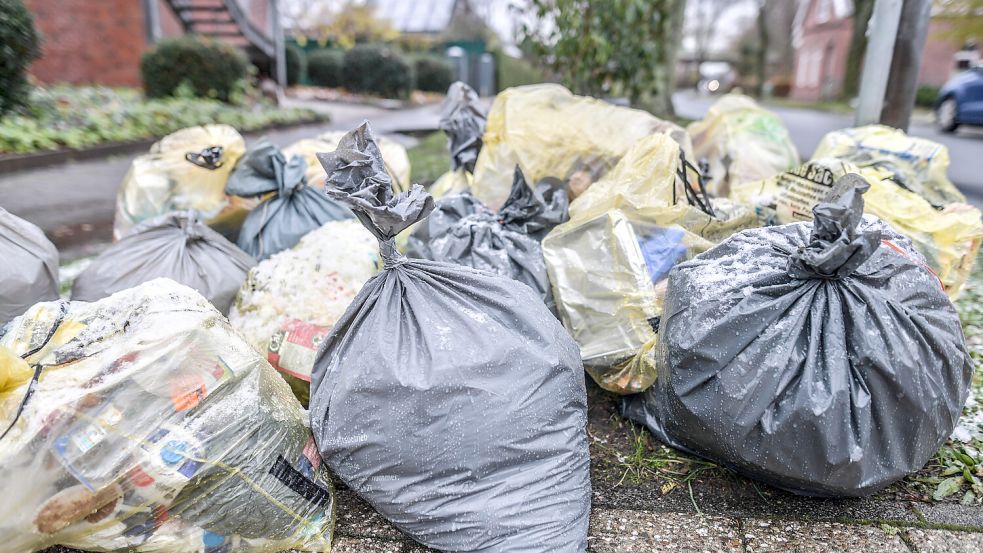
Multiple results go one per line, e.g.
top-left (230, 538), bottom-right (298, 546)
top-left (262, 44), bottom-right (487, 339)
top-left (185, 146), bottom-right (225, 170)
top-left (675, 150), bottom-right (716, 218)
top-left (0, 302), bottom-right (69, 442)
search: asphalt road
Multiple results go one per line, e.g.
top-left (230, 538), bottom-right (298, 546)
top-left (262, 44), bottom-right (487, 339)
top-left (673, 91), bottom-right (983, 208)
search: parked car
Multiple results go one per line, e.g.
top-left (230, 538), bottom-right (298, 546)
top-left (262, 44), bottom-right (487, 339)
top-left (936, 65), bottom-right (983, 132)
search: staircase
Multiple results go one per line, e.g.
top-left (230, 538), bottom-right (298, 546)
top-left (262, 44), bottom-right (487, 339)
top-left (163, 0), bottom-right (276, 71)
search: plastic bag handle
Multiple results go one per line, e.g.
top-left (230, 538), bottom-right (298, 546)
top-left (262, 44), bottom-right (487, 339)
top-left (675, 150), bottom-right (716, 218)
top-left (185, 145), bottom-right (225, 170)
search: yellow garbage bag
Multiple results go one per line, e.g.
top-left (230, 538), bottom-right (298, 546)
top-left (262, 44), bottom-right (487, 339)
top-left (0, 280), bottom-right (336, 553)
top-left (230, 219), bottom-right (380, 406)
top-left (284, 131), bottom-right (411, 192)
top-left (687, 93), bottom-right (800, 197)
top-left (811, 124), bottom-right (965, 206)
top-left (471, 83), bottom-right (693, 210)
top-left (429, 168), bottom-right (472, 199)
top-left (732, 158), bottom-right (982, 298)
top-left (113, 125), bottom-right (248, 240)
top-left (543, 133), bottom-right (757, 394)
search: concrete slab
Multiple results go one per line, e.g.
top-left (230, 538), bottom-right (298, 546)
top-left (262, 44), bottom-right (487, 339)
top-left (742, 520), bottom-right (909, 552)
top-left (904, 528), bottom-right (983, 552)
top-left (913, 502), bottom-right (983, 531)
top-left (330, 536), bottom-right (411, 553)
top-left (589, 508), bottom-right (744, 552)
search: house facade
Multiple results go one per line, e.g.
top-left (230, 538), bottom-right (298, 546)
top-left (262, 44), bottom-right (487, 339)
top-left (790, 0), bottom-right (978, 101)
top-left (26, 0), bottom-right (274, 88)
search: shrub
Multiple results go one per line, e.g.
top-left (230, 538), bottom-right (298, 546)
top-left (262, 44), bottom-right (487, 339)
top-left (0, 0), bottom-right (41, 115)
top-left (916, 85), bottom-right (940, 108)
top-left (140, 37), bottom-right (250, 102)
top-left (495, 51), bottom-right (546, 91)
top-left (342, 44), bottom-right (412, 98)
top-left (413, 55), bottom-right (454, 92)
top-left (286, 44), bottom-right (304, 85)
top-left (307, 49), bottom-right (343, 87)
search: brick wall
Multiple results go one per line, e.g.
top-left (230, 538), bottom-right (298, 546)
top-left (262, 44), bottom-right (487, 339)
top-left (26, 0), bottom-right (148, 87)
top-left (918, 20), bottom-right (963, 88)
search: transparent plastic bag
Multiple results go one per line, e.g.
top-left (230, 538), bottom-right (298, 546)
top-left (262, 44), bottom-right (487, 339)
top-left (471, 84), bottom-right (693, 210)
top-left (0, 279), bottom-right (335, 553)
top-left (229, 220), bottom-right (380, 406)
top-left (543, 133), bottom-right (757, 394)
top-left (113, 125), bottom-right (249, 240)
top-left (687, 94), bottom-right (800, 197)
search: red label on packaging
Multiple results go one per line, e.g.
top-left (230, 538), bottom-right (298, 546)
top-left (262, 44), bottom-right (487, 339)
top-left (267, 319), bottom-right (332, 382)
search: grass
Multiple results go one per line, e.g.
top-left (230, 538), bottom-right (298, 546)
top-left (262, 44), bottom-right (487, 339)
top-left (407, 131), bottom-right (449, 186)
top-left (0, 85), bottom-right (326, 154)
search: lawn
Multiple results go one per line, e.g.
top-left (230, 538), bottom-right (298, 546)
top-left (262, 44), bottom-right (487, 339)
top-left (0, 85), bottom-right (326, 154)
top-left (407, 131), bottom-right (450, 186)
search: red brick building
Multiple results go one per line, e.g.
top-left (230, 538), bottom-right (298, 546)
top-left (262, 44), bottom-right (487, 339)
top-left (790, 0), bottom-right (978, 101)
top-left (26, 0), bottom-right (274, 88)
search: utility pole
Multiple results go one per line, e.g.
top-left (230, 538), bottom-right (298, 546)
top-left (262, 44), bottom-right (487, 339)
top-left (880, 0), bottom-right (931, 130)
top-left (273, 0), bottom-right (287, 103)
top-left (854, 0), bottom-right (904, 126)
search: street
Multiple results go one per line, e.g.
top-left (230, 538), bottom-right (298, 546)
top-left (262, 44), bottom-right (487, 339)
top-left (674, 91), bottom-right (983, 208)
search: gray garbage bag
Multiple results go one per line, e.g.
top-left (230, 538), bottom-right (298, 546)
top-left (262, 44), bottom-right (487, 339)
top-left (0, 207), bottom-right (58, 324)
top-left (225, 139), bottom-right (353, 260)
top-left (310, 122), bottom-right (591, 552)
top-left (441, 81), bottom-right (486, 172)
top-left (621, 174), bottom-right (974, 497)
top-left (71, 210), bottom-right (254, 314)
top-left (406, 166), bottom-right (568, 310)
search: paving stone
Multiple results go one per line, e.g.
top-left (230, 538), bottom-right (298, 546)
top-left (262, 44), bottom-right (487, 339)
top-left (742, 519), bottom-right (909, 552)
top-left (588, 508), bottom-right (743, 552)
top-left (330, 536), bottom-right (408, 553)
top-left (332, 484), bottom-right (405, 540)
top-left (904, 528), bottom-right (983, 552)
top-left (913, 502), bottom-right (983, 531)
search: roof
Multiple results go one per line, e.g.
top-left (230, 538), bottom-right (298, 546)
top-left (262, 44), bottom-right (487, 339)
top-left (368, 0), bottom-right (459, 34)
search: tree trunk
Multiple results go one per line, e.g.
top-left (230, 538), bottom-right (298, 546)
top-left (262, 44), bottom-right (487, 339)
top-left (755, 0), bottom-right (769, 97)
top-left (842, 0), bottom-right (875, 99)
top-left (880, 0), bottom-right (931, 130)
top-left (651, 0), bottom-right (687, 118)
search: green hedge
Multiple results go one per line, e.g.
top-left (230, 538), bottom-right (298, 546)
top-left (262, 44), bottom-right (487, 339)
top-left (308, 49), bottom-right (343, 87)
top-left (286, 44), bottom-right (304, 86)
top-left (342, 44), bottom-right (412, 98)
top-left (140, 36), bottom-right (250, 102)
top-left (916, 85), bottom-right (940, 108)
top-left (496, 51), bottom-right (547, 91)
top-left (413, 55), bottom-right (454, 92)
top-left (0, 0), bottom-right (41, 115)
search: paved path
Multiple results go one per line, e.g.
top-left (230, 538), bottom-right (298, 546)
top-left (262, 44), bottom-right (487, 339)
top-left (673, 91), bottom-right (983, 208)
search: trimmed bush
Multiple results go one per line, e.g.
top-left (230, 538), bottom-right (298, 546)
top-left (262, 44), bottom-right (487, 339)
top-left (141, 37), bottom-right (249, 102)
top-left (0, 0), bottom-right (41, 115)
top-left (413, 55), bottom-right (454, 92)
top-left (342, 44), bottom-right (412, 98)
top-left (286, 44), bottom-right (304, 85)
top-left (308, 49), bottom-right (343, 88)
top-left (916, 85), bottom-right (940, 108)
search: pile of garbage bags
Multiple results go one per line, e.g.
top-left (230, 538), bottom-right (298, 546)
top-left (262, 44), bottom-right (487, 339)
top-left (5, 79), bottom-right (981, 552)
top-left (71, 210), bottom-right (255, 314)
top-left (113, 125), bottom-right (249, 240)
top-left (407, 166), bottom-right (568, 310)
top-left (311, 123), bottom-right (592, 551)
top-left (623, 176), bottom-right (973, 496)
top-left (687, 94), bottom-right (801, 197)
top-left (0, 207), bottom-right (59, 324)
top-left (471, 83), bottom-right (692, 208)
top-left (543, 133), bottom-right (756, 393)
top-left (225, 139), bottom-right (353, 260)
top-left (0, 279), bottom-right (335, 552)
top-left (230, 219), bottom-right (380, 405)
